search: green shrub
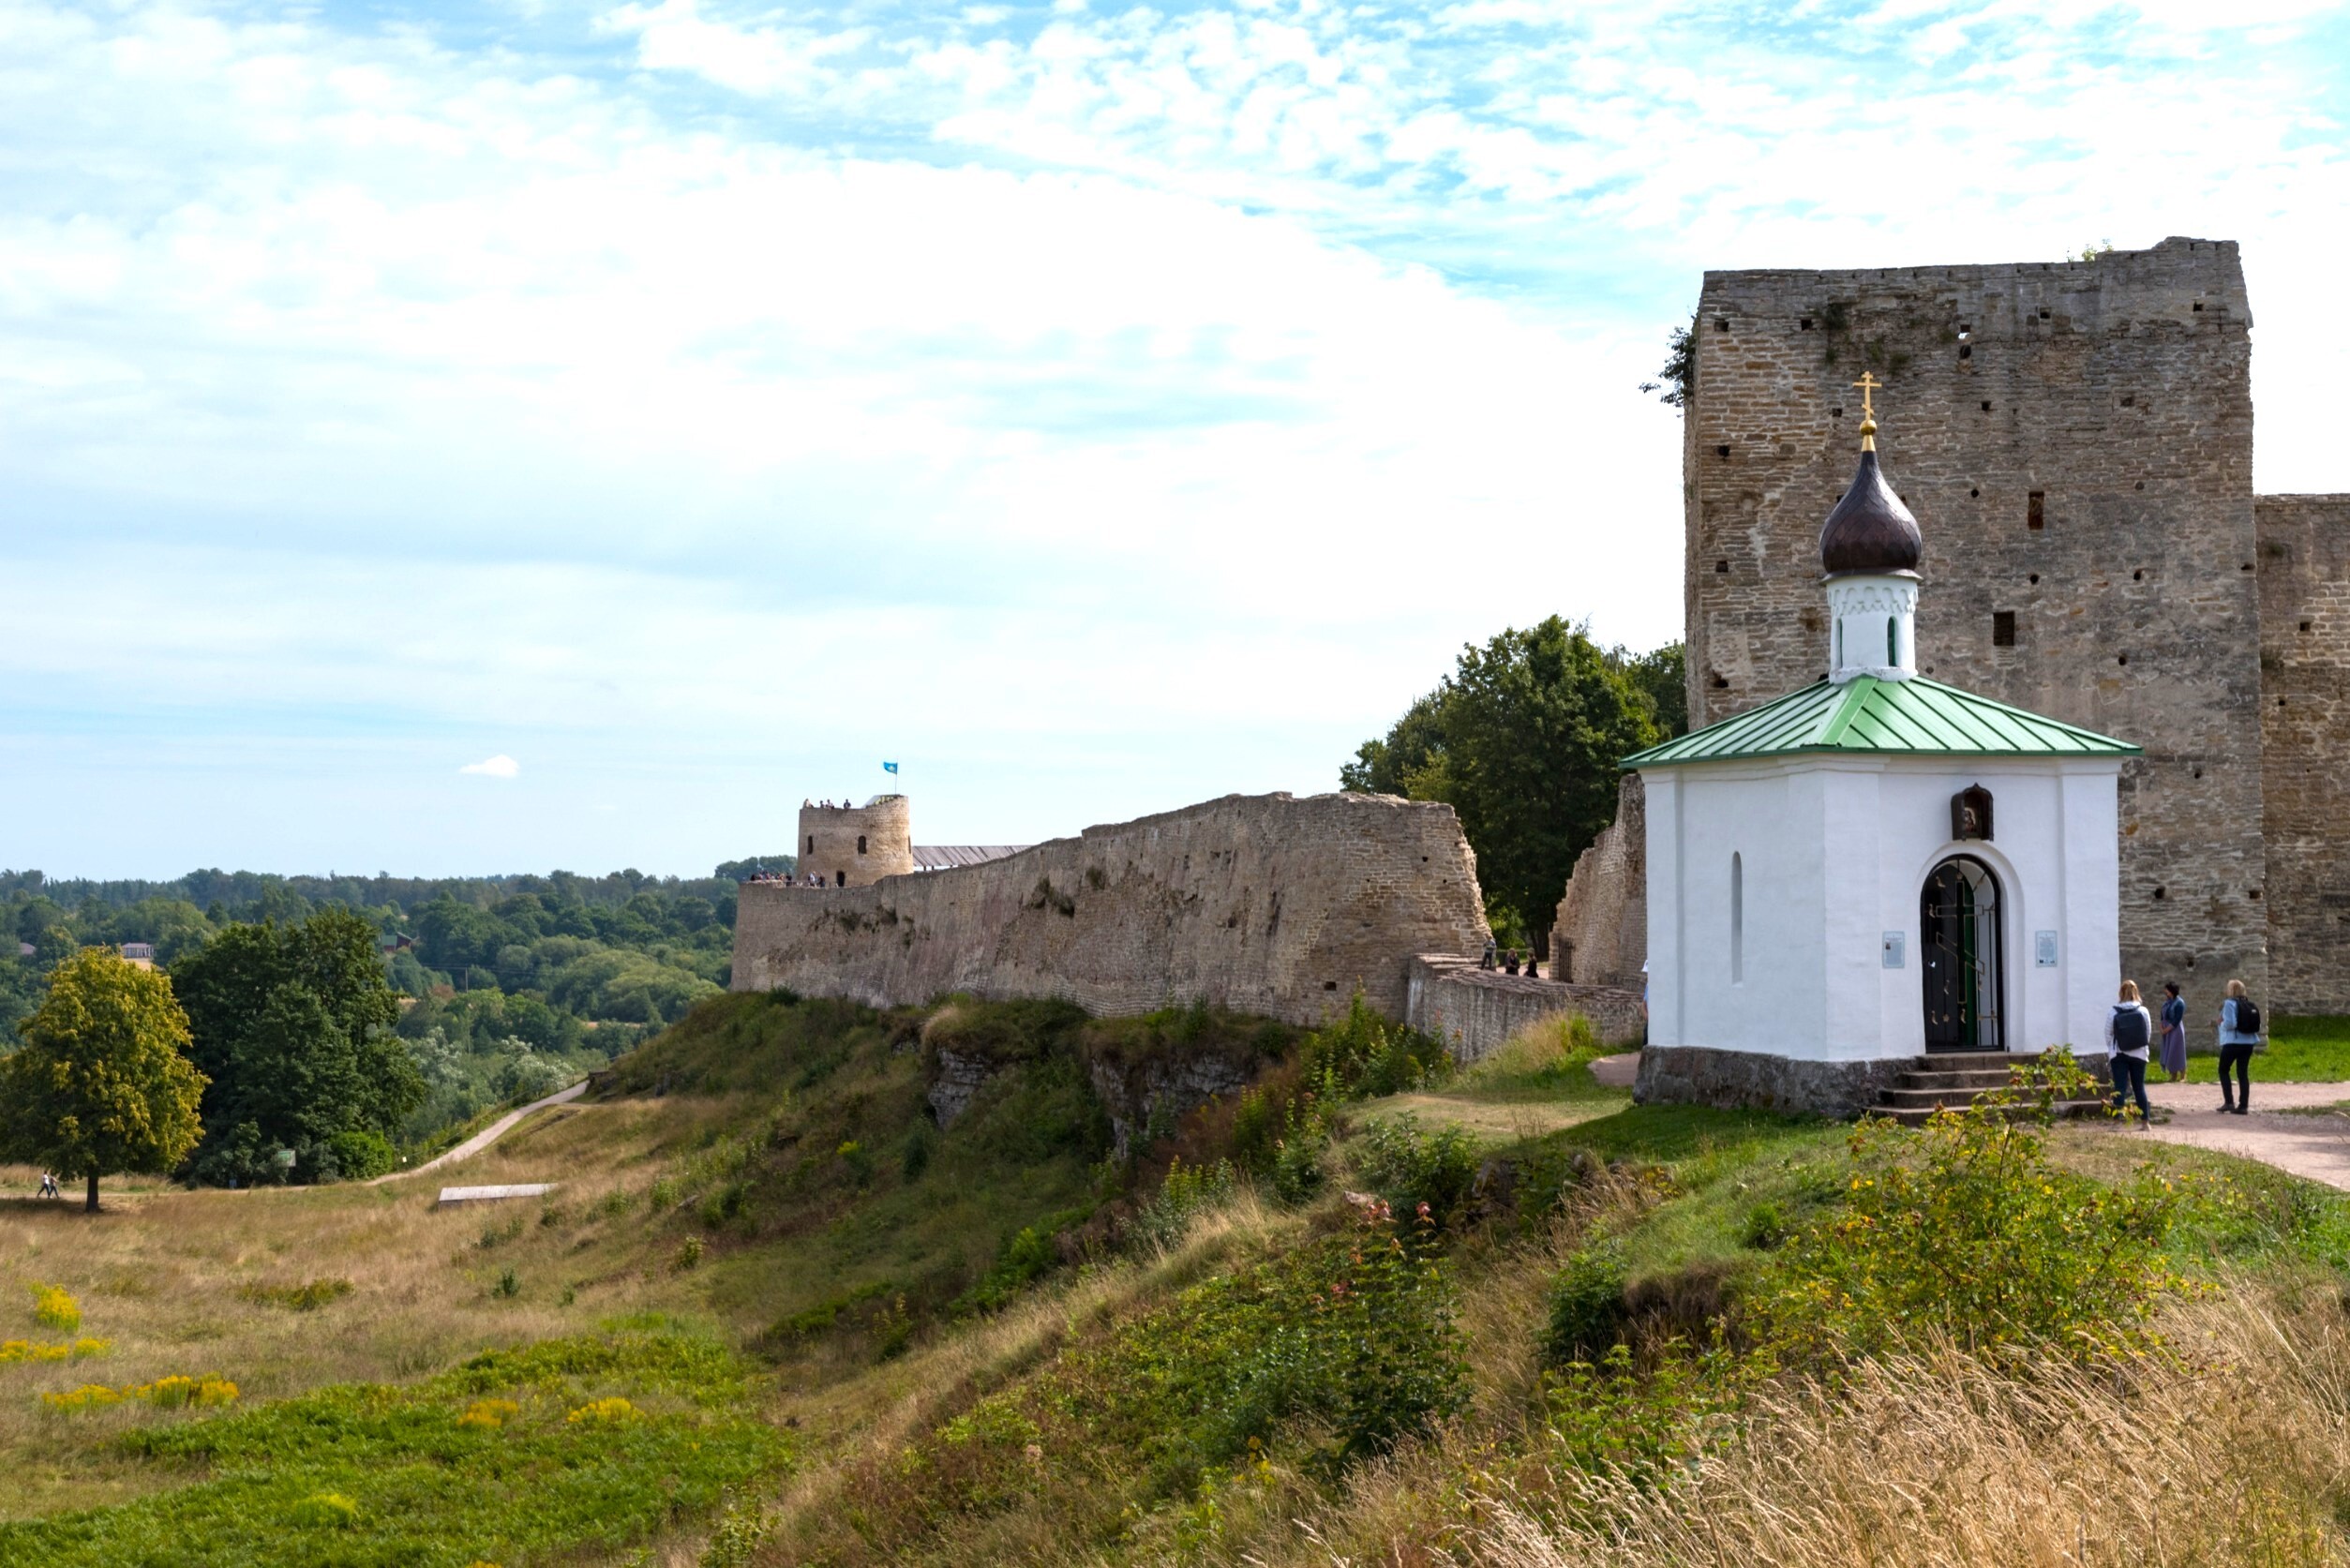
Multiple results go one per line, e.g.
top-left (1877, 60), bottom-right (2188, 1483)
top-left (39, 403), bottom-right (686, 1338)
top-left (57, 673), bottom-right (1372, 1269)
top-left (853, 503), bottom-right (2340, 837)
top-left (1130, 1158), bottom-right (1237, 1252)
top-left (1757, 1050), bottom-right (2186, 1366)
top-left (492, 1269), bottom-right (519, 1299)
top-left (1542, 1241), bottom-right (1629, 1366)
top-left (1354, 1113), bottom-right (1481, 1228)
top-left (1301, 993), bottom-right (1452, 1099)
top-left (1739, 1201), bottom-right (1788, 1250)
top-left (1541, 1340), bottom-right (1757, 1486)
top-left (955, 1209), bottom-right (1086, 1314)
top-left (1272, 1116), bottom-right (1328, 1205)
top-left (322, 1129), bottom-right (397, 1182)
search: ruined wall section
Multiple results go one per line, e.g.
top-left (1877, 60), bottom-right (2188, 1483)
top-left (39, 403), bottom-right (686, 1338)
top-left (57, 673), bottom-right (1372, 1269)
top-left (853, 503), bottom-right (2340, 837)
top-left (1684, 237), bottom-right (2266, 999)
top-left (732, 792), bottom-right (1490, 1026)
top-left (1551, 773), bottom-right (1646, 990)
top-left (2257, 496), bottom-right (2350, 1014)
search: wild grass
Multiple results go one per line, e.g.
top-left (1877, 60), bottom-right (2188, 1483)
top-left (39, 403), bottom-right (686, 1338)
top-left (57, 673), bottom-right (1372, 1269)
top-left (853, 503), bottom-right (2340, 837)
top-left (0, 1326), bottom-right (788, 1566)
top-left (1463, 1284), bottom-right (2350, 1568)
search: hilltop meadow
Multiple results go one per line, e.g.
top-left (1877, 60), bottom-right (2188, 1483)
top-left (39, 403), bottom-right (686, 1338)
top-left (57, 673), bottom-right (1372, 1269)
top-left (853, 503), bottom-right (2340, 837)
top-left (4, 993), bottom-right (2350, 1565)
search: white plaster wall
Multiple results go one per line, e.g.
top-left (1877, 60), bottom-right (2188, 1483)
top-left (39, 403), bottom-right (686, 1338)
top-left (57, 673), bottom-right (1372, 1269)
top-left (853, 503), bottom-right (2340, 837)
top-left (1643, 754), bottom-right (2124, 1062)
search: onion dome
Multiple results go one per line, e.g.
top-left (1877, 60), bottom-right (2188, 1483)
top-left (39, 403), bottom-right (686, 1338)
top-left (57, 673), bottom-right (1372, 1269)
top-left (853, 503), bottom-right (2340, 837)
top-left (1819, 377), bottom-right (1923, 577)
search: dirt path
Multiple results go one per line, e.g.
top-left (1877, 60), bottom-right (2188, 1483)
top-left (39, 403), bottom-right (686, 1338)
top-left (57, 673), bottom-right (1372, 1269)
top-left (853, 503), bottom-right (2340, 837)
top-left (379, 1080), bottom-right (590, 1184)
top-left (2118, 1081), bottom-right (2350, 1189)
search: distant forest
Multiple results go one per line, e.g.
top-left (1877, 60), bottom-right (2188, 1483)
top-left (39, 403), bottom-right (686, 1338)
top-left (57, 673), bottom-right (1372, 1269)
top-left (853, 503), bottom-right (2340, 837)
top-left (0, 857), bottom-right (793, 1150)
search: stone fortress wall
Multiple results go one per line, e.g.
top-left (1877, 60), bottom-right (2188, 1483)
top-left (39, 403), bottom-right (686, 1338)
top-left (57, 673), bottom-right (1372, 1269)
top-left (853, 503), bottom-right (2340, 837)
top-left (2256, 495), bottom-right (2350, 1013)
top-left (1658, 235), bottom-right (2350, 1013)
top-left (1550, 774), bottom-right (1647, 992)
top-left (798, 795), bottom-right (915, 889)
top-left (734, 791), bottom-right (1494, 1026)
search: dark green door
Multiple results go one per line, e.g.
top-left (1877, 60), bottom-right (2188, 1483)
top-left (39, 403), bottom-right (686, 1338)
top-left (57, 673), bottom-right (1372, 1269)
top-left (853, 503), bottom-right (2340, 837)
top-left (1921, 857), bottom-right (2004, 1053)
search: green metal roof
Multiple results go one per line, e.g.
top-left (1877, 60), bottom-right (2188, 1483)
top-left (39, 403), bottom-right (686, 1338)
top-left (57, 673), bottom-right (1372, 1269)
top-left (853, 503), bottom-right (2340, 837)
top-left (1624, 676), bottom-right (2141, 769)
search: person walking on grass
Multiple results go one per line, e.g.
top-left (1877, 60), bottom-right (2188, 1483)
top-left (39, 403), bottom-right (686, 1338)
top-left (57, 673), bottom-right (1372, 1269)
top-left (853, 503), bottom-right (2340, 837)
top-left (2217, 977), bottom-right (2263, 1115)
top-left (2159, 981), bottom-right (2189, 1081)
top-left (2106, 980), bottom-right (2154, 1128)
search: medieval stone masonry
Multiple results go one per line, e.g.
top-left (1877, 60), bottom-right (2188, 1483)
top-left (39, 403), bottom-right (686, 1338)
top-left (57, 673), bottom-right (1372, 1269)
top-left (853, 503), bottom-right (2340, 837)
top-left (1666, 236), bottom-right (2349, 1015)
top-left (2257, 495), bottom-right (2350, 1013)
top-left (733, 792), bottom-right (1490, 1025)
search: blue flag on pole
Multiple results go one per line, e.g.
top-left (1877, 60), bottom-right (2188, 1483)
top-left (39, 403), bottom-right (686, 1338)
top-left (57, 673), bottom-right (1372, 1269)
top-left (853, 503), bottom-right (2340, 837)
top-left (882, 761), bottom-right (899, 775)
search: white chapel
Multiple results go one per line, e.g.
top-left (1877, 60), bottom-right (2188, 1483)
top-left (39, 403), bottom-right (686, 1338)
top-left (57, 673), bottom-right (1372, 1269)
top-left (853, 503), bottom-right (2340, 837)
top-left (1628, 385), bottom-right (2141, 1116)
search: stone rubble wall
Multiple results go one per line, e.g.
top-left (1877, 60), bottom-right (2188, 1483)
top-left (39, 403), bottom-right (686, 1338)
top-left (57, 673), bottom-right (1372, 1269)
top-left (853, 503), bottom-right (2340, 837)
top-left (1633, 1045), bottom-right (1910, 1120)
top-left (1680, 237), bottom-right (2271, 1003)
top-left (1403, 955), bottom-right (1644, 1063)
top-left (1550, 773), bottom-right (1647, 991)
top-left (733, 792), bottom-right (1490, 1026)
top-left (2257, 495), bottom-right (2350, 1014)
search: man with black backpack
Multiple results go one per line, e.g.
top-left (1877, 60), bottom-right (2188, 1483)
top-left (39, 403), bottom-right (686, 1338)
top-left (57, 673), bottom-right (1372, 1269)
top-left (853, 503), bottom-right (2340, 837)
top-left (2218, 978), bottom-right (2263, 1114)
top-left (2106, 980), bottom-right (2155, 1128)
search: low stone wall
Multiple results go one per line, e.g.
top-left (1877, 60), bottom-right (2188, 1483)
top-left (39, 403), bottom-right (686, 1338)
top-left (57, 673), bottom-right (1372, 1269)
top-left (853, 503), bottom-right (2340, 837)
top-left (1633, 1045), bottom-right (1909, 1119)
top-left (1403, 955), bottom-right (1644, 1063)
top-left (733, 791), bottom-right (1490, 1027)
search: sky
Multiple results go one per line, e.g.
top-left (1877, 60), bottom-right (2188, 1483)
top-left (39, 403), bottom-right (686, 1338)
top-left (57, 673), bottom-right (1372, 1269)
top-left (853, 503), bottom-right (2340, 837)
top-left (4, 0), bottom-right (2347, 879)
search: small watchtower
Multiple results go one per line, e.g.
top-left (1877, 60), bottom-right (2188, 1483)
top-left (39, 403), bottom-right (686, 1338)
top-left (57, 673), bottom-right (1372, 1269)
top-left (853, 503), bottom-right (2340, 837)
top-left (798, 796), bottom-right (916, 889)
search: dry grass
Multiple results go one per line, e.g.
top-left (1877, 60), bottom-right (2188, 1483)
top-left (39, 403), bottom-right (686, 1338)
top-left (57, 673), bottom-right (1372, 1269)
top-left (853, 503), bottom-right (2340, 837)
top-left (1455, 1279), bottom-right (2350, 1568)
top-left (0, 1093), bottom-right (735, 1519)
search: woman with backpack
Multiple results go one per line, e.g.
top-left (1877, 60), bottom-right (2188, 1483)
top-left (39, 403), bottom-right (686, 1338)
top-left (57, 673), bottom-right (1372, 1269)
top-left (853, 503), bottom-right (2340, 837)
top-left (2158, 982), bottom-right (2189, 1081)
top-left (2217, 978), bottom-right (2262, 1114)
top-left (2106, 980), bottom-right (2154, 1128)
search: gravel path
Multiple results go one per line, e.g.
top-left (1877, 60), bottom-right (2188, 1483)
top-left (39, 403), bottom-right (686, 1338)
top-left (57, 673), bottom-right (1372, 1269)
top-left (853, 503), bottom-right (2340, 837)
top-left (378, 1080), bottom-right (590, 1184)
top-left (2109, 1080), bottom-right (2350, 1190)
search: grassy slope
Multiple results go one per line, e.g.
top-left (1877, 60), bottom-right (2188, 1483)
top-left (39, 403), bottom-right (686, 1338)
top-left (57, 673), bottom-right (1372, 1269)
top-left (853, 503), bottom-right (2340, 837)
top-left (6, 996), bottom-right (2350, 1566)
top-left (0, 992), bottom-right (1277, 1563)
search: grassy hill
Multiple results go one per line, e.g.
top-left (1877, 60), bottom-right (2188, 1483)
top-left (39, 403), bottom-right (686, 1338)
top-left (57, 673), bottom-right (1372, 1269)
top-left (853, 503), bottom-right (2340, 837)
top-left (4, 995), bottom-right (2350, 1565)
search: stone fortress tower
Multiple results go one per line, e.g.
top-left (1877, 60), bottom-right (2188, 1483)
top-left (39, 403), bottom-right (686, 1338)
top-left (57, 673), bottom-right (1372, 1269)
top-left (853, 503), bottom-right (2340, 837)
top-left (798, 795), bottom-right (916, 888)
top-left (1671, 237), bottom-right (2350, 1013)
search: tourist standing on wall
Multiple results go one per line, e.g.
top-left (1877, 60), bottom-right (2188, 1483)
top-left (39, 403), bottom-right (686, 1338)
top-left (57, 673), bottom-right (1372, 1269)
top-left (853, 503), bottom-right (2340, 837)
top-left (2106, 981), bottom-right (2154, 1128)
top-left (2158, 983), bottom-right (2189, 1081)
top-left (2217, 978), bottom-right (2262, 1115)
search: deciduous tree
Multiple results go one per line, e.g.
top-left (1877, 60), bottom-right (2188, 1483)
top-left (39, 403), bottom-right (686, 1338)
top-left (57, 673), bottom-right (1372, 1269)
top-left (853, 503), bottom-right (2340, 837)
top-left (171, 909), bottom-right (423, 1183)
top-left (0, 948), bottom-right (206, 1210)
top-left (1343, 619), bottom-right (1666, 948)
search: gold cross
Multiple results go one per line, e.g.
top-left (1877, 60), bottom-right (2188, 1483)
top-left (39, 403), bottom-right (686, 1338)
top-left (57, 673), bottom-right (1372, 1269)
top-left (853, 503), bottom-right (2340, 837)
top-left (1850, 372), bottom-right (1881, 422)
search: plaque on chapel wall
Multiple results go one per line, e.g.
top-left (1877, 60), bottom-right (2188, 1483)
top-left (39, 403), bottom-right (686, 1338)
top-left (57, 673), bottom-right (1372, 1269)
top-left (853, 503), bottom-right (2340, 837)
top-left (1952, 784), bottom-right (1994, 842)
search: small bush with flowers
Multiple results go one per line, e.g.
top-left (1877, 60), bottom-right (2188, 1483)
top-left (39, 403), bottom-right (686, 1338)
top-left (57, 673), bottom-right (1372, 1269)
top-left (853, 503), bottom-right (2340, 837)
top-left (457, 1397), bottom-right (520, 1430)
top-left (29, 1284), bottom-right (80, 1335)
top-left (1754, 1049), bottom-right (2190, 1368)
top-left (44, 1375), bottom-right (239, 1411)
top-left (1, 1337), bottom-right (109, 1364)
top-left (565, 1396), bottom-right (641, 1426)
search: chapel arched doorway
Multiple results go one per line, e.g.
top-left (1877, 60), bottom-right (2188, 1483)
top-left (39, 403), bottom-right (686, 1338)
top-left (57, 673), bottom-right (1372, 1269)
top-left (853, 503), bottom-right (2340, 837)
top-left (1921, 856), bottom-right (2004, 1053)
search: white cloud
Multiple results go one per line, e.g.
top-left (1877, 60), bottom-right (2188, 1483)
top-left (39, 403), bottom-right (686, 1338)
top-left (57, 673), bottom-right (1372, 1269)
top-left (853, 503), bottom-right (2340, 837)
top-left (459, 754), bottom-right (522, 778)
top-left (0, 0), bottom-right (2344, 875)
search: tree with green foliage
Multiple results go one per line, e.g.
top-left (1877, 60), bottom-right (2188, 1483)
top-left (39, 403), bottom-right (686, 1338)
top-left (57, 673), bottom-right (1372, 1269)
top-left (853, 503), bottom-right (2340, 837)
top-left (0, 948), bottom-right (207, 1210)
top-left (1624, 640), bottom-right (1688, 739)
top-left (1342, 618), bottom-right (1663, 945)
top-left (170, 909), bottom-right (424, 1184)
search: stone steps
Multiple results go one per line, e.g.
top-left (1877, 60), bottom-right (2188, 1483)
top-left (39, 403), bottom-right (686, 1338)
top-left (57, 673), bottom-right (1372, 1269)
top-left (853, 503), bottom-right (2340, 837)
top-left (1867, 1052), bottom-right (2108, 1127)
